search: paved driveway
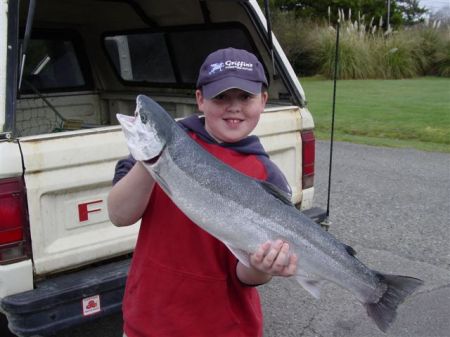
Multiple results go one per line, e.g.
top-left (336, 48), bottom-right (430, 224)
top-left (261, 141), bottom-right (450, 337)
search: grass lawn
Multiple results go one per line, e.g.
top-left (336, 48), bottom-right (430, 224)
top-left (300, 76), bottom-right (450, 153)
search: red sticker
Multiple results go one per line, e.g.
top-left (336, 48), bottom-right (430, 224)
top-left (82, 295), bottom-right (101, 316)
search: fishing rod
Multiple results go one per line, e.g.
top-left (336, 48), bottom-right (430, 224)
top-left (326, 19), bottom-right (340, 218)
top-left (18, 0), bottom-right (36, 92)
top-left (261, 0), bottom-right (338, 223)
top-left (263, 0), bottom-right (277, 78)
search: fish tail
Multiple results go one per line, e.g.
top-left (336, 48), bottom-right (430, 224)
top-left (364, 274), bottom-right (424, 332)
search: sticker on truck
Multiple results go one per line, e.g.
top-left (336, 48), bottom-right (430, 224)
top-left (82, 295), bottom-right (101, 316)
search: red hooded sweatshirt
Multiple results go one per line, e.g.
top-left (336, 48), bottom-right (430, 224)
top-left (114, 116), bottom-right (291, 337)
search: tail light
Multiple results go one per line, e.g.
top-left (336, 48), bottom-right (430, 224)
top-left (301, 130), bottom-right (315, 189)
top-left (0, 177), bottom-right (31, 264)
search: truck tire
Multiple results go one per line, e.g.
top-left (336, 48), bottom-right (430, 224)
top-left (0, 313), bottom-right (17, 336)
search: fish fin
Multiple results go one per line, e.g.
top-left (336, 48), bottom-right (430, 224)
top-left (344, 244), bottom-right (356, 256)
top-left (226, 245), bottom-right (250, 268)
top-left (296, 276), bottom-right (324, 299)
top-left (259, 181), bottom-right (293, 206)
top-left (364, 274), bottom-right (424, 332)
top-left (151, 172), bottom-right (172, 196)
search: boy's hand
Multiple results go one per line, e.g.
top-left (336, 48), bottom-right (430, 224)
top-left (249, 239), bottom-right (297, 277)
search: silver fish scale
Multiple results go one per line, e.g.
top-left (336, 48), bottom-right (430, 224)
top-left (121, 96), bottom-right (424, 332)
top-left (147, 122), bottom-right (385, 303)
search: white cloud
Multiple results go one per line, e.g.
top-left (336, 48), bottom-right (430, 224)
top-left (419, 0), bottom-right (450, 13)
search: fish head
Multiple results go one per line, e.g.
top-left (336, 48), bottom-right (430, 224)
top-left (116, 95), bottom-right (174, 162)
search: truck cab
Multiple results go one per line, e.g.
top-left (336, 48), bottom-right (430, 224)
top-left (0, 0), bottom-right (322, 335)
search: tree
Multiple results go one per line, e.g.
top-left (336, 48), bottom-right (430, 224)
top-left (258, 0), bottom-right (427, 27)
top-left (397, 0), bottom-right (428, 24)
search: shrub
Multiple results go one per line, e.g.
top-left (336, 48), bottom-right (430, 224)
top-left (371, 30), bottom-right (424, 79)
top-left (414, 23), bottom-right (450, 77)
top-left (434, 39), bottom-right (450, 76)
top-left (272, 8), bottom-right (450, 79)
top-left (271, 11), bottom-right (319, 76)
top-left (312, 17), bottom-right (377, 79)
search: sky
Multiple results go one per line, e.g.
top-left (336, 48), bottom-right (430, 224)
top-left (419, 0), bottom-right (450, 13)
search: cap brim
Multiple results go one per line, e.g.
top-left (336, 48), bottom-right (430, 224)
top-left (202, 77), bottom-right (262, 99)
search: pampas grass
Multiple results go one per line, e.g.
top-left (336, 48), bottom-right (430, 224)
top-left (272, 8), bottom-right (450, 79)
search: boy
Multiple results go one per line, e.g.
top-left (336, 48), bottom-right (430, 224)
top-left (108, 47), bottom-right (297, 337)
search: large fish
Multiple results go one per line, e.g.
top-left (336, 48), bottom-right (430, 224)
top-left (117, 95), bottom-right (423, 333)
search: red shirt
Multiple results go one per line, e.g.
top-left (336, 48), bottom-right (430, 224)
top-left (122, 132), bottom-right (285, 337)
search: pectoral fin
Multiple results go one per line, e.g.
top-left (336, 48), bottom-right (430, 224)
top-left (296, 276), bottom-right (325, 299)
top-left (149, 171), bottom-right (172, 197)
top-left (226, 245), bottom-right (251, 268)
top-left (259, 181), bottom-right (293, 206)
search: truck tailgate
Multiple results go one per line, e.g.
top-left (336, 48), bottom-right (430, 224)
top-left (19, 127), bottom-right (138, 275)
top-left (20, 105), bottom-right (304, 275)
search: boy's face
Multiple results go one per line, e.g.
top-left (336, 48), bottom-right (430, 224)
top-left (196, 88), bottom-right (268, 143)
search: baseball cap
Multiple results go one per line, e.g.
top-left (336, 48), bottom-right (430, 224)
top-left (196, 47), bottom-right (268, 99)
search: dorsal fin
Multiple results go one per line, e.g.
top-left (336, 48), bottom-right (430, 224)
top-left (259, 181), bottom-right (293, 206)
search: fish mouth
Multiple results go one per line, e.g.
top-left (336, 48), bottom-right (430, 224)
top-left (143, 144), bottom-right (165, 165)
top-left (143, 154), bottom-right (161, 165)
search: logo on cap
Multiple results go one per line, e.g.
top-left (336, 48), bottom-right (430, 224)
top-left (208, 60), bottom-right (254, 76)
top-left (209, 62), bottom-right (225, 75)
top-left (224, 60), bottom-right (254, 72)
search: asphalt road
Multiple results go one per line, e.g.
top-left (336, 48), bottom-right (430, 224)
top-left (260, 141), bottom-right (450, 337)
top-left (31, 141), bottom-right (450, 337)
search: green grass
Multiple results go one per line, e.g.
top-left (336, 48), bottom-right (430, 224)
top-left (301, 76), bottom-right (450, 152)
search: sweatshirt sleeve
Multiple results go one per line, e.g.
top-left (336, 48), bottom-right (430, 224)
top-left (112, 154), bottom-right (136, 185)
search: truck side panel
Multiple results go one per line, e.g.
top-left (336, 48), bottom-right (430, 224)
top-left (253, 107), bottom-right (303, 204)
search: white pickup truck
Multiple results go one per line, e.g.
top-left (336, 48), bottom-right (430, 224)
top-left (0, 0), bottom-right (325, 335)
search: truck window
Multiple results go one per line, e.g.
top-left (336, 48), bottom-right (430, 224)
top-left (21, 38), bottom-right (89, 93)
top-left (16, 34), bottom-right (96, 137)
top-left (105, 33), bottom-right (176, 83)
top-left (104, 25), bottom-right (259, 85)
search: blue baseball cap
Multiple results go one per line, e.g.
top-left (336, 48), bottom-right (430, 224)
top-left (196, 48), bottom-right (268, 99)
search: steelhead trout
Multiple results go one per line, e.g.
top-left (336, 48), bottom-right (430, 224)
top-left (117, 95), bottom-right (423, 332)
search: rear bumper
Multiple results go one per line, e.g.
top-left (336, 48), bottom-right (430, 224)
top-left (1, 258), bottom-right (130, 337)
